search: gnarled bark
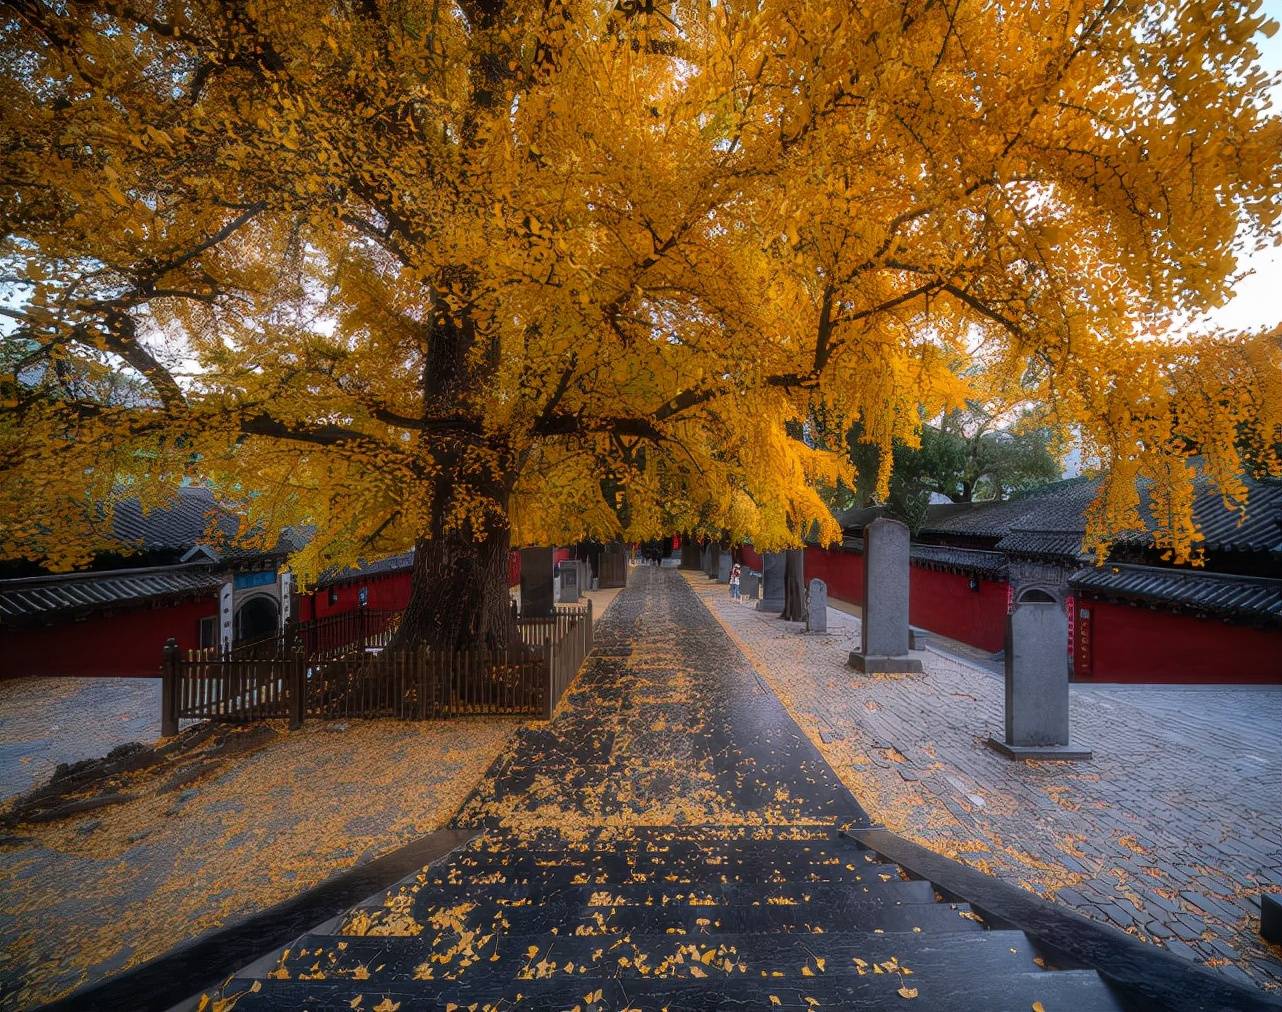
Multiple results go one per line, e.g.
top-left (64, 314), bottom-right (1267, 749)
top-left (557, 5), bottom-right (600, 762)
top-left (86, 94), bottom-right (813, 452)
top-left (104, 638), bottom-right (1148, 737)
top-left (396, 528), bottom-right (516, 654)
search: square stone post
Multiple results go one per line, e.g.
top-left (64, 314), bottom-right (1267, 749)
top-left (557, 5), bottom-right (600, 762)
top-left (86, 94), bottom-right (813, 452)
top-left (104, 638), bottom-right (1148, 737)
top-left (161, 638), bottom-right (179, 738)
top-left (680, 538), bottom-right (702, 569)
top-left (520, 547), bottom-right (556, 618)
top-left (717, 550), bottom-right (732, 583)
top-left (806, 578), bottom-right (828, 633)
top-left (849, 518), bottom-right (921, 673)
top-left (987, 602), bottom-right (1091, 759)
top-left (756, 551), bottom-right (786, 612)
top-left (556, 559), bottom-right (581, 602)
top-left (704, 543), bottom-right (719, 579)
top-left (742, 570), bottom-right (760, 600)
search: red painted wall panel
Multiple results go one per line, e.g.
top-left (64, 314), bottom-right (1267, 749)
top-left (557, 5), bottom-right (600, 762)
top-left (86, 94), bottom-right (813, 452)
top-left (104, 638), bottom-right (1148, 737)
top-left (297, 570), bottom-right (413, 623)
top-left (803, 547), bottom-right (865, 607)
top-left (908, 566), bottom-right (1008, 654)
top-left (800, 547), bottom-right (1008, 652)
top-left (1075, 597), bottom-right (1282, 684)
top-left (508, 550), bottom-right (520, 588)
top-left (1, 596), bottom-right (217, 679)
top-left (740, 546), bottom-right (763, 571)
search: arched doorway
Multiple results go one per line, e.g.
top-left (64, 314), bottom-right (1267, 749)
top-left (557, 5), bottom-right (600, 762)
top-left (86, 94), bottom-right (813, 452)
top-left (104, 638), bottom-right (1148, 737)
top-left (235, 595), bottom-right (279, 644)
top-left (1018, 588), bottom-right (1057, 603)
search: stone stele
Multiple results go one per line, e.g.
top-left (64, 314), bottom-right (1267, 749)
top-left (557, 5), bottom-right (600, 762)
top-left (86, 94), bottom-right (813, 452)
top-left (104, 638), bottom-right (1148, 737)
top-left (987, 602), bottom-right (1092, 760)
top-left (848, 517), bottom-right (922, 673)
top-left (805, 578), bottom-right (828, 633)
top-left (519, 547), bottom-right (555, 618)
top-left (756, 552), bottom-right (786, 613)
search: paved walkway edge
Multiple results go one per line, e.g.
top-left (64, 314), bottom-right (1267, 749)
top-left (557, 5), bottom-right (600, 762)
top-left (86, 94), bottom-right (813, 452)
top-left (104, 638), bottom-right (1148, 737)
top-left (44, 826), bottom-right (480, 1012)
top-left (849, 827), bottom-right (1281, 1011)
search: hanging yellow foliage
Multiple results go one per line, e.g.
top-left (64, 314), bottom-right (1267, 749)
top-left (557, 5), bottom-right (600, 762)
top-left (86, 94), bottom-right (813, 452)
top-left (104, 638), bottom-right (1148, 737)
top-left (1, 0), bottom-right (1278, 578)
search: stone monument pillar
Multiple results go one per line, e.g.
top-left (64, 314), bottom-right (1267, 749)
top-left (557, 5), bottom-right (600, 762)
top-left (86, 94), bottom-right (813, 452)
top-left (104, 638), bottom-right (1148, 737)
top-left (756, 552), bottom-right (786, 613)
top-left (848, 518), bottom-right (921, 673)
top-left (987, 602), bottom-right (1092, 759)
top-left (520, 547), bottom-right (555, 618)
top-left (717, 550), bottom-right (733, 583)
top-left (805, 578), bottom-right (828, 633)
top-left (557, 560), bottom-right (581, 602)
top-left (704, 544), bottom-right (719, 579)
top-left (742, 570), bottom-right (760, 600)
top-left (680, 538), bottom-right (702, 570)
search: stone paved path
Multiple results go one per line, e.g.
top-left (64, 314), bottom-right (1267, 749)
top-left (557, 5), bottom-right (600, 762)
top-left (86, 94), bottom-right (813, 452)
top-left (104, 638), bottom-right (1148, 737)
top-left (685, 571), bottom-right (1282, 992)
top-left (455, 563), bottom-right (866, 835)
top-left (219, 564), bottom-right (1145, 1010)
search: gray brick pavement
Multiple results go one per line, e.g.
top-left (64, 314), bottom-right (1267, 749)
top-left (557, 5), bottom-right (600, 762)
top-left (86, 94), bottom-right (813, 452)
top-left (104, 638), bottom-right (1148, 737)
top-left (686, 573), bottom-right (1282, 993)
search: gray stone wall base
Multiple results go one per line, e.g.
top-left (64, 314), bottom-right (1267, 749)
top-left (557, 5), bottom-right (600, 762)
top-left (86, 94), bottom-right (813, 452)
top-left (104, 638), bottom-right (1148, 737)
top-left (848, 652), bottom-right (923, 674)
top-left (985, 737), bottom-right (1093, 761)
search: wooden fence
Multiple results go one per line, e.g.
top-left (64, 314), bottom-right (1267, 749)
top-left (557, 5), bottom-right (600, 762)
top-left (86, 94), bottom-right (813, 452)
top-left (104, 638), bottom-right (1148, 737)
top-left (228, 608), bottom-right (402, 660)
top-left (161, 601), bottom-right (593, 734)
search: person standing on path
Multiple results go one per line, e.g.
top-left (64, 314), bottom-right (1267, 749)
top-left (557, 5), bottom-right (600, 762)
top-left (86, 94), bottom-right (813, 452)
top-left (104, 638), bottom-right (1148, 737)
top-left (729, 563), bottom-right (741, 599)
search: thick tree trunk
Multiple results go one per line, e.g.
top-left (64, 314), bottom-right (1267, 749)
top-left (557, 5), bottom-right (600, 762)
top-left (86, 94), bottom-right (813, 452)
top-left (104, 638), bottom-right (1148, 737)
top-left (395, 528), bottom-right (516, 654)
top-left (781, 548), bottom-right (806, 621)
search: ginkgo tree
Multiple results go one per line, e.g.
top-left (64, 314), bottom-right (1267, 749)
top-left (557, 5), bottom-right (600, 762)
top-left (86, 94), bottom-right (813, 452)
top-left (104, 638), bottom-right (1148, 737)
top-left (1, 0), bottom-right (1279, 652)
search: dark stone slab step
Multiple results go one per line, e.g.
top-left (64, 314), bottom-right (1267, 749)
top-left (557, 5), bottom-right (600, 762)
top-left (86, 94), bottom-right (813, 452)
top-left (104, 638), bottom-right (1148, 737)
top-left (459, 836), bottom-right (875, 863)
top-left (346, 891), bottom-right (985, 940)
top-left (458, 823), bottom-right (844, 848)
top-left (273, 926), bottom-right (1044, 984)
top-left (355, 862), bottom-right (911, 919)
top-left (415, 850), bottom-right (892, 887)
top-left (218, 967), bottom-right (1124, 1011)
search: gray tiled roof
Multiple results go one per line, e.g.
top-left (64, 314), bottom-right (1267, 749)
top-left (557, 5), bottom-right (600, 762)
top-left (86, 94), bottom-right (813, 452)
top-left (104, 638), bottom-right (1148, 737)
top-left (924, 470), bottom-right (1282, 560)
top-left (994, 531), bottom-right (1090, 559)
top-left (111, 486), bottom-right (238, 550)
top-left (918, 479), bottom-right (1094, 540)
top-left (909, 544), bottom-right (1008, 579)
top-left (1070, 563), bottom-right (1282, 625)
top-left (111, 487), bottom-right (307, 561)
top-left (0, 564), bottom-right (222, 622)
top-left (317, 551), bottom-right (415, 587)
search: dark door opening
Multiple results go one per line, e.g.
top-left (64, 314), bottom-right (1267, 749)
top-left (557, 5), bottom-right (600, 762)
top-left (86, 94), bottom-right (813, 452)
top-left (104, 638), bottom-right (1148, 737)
top-left (235, 595), bottom-right (279, 644)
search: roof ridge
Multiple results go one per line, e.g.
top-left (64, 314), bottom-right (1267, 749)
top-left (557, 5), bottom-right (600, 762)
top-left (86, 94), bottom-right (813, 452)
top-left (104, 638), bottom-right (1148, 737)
top-left (0, 561), bottom-right (218, 589)
top-left (1072, 561), bottom-right (1282, 587)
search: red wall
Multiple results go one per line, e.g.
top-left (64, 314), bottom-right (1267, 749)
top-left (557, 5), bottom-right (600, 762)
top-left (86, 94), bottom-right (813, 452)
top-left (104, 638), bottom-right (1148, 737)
top-left (908, 566), bottom-right (1009, 654)
top-left (1, 596), bottom-right (217, 679)
top-left (799, 547), bottom-right (1008, 652)
top-left (1075, 597), bottom-right (1282, 684)
top-left (739, 546), bottom-right (763, 570)
top-left (297, 570), bottom-right (413, 623)
top-left (804, 547), bottom-right (866, 607)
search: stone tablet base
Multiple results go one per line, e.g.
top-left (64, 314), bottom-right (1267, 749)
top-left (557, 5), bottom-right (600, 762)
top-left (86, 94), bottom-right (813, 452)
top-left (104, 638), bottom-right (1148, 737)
top-left (985, 737), bottom-right (1093, 761)
top-left (848, 652), bottom-right (922, 674)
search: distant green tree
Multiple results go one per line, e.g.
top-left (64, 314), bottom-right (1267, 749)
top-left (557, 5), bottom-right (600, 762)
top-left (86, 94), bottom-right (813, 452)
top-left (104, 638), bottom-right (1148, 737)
top-left (834, 404), bottom-right (1062, 531)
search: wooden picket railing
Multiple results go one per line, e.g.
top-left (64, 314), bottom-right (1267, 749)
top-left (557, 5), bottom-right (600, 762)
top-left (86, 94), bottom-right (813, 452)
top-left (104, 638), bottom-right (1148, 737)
top-left (228, 608), bottom-right (402, 660)
top-left (161, 601), bottom-right (593, 734)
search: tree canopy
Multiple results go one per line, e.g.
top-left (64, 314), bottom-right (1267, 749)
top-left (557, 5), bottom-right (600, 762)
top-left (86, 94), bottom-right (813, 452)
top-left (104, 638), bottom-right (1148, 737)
top-left (3, 0), bottom-right (1280, 589)
top-left (832, 400), bottom-right (1064, 531)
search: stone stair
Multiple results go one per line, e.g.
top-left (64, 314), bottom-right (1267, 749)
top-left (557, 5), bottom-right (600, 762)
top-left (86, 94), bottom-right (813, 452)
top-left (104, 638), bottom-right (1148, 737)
top-left (216, 824), bottom-right (1128, 1010)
